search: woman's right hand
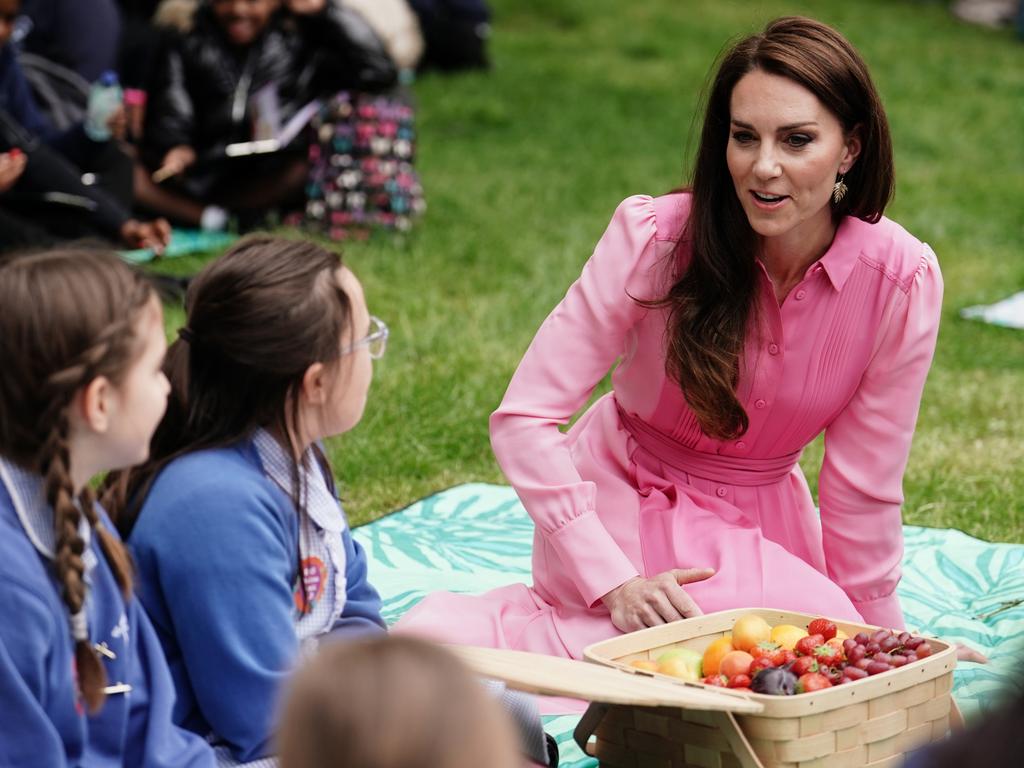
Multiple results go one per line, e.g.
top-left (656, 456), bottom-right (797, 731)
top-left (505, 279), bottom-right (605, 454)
top-left (600, 568), bottom-right (715, 633)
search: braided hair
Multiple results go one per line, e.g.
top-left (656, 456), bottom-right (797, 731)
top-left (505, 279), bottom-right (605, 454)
top-left (0, 248), bottom-right (153, 712)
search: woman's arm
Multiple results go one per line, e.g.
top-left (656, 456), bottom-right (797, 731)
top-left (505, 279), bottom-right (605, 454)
top-left (819, 245), bottom-right (943, 629)
top-left (490, 195), bottom-right (666, 608)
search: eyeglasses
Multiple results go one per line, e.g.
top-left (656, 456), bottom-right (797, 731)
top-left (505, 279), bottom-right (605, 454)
top-left (342, 315), bottom-right (389, 360)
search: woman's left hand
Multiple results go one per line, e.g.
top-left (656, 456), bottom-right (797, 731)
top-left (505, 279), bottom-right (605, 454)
top-left (286, 0), bottom-right (326, 14)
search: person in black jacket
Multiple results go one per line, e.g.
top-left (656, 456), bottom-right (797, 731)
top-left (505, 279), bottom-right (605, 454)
top-left (135, 0), bottom-right (397, 229)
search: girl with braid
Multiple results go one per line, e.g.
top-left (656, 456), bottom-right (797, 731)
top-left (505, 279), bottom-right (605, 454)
top-left (0, 249), bottom-right (214, 766)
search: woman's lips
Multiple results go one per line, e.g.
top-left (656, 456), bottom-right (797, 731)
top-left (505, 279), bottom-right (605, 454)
top-left (749, 190), bottom-right (789, 210)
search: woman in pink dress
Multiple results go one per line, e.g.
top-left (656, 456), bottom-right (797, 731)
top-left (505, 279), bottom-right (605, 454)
top-left (399, 17), bottom-right (943, 661)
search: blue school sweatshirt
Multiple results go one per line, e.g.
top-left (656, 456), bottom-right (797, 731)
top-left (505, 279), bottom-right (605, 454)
top-left (128, 438), bottom-right (385, 764)
top-left (0, 466), bottom-right (214, 768)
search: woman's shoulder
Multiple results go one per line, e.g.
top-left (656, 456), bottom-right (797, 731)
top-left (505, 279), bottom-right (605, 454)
top-left (844, 215), bottom-right (939, 294)
top-left (610, 191), bottom-right (692, 244)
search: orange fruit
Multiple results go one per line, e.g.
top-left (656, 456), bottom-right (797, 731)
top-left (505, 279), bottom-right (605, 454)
top-left (719, 650), bottom-right (755, 679)
top-left (701, 635), bottom-right (735, 676)
top-left (732, 614), bottom-right (772, 652)
top-left (770, 624), bottom-right (807, 651)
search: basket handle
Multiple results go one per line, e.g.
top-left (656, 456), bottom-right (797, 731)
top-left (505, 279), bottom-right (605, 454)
top-left (572, 702), bottom-right (610, 757)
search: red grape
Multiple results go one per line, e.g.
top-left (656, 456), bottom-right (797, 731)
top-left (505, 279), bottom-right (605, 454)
top-left (865, 641), bottom-right (881, 655)
top-left (903, 652), bottom-right (918, 663)
top-left (866, 661), bottom-right (892, 675)
top-left (842, 638), bottom-right (857, 655)
top-left (880, 636), bottom-right (900, 653)
top-left (873, 652), bottom-right (893, 665)
top-left (854, 632), bottom-right (870, 645)
top-left (905, 637), bottom-right (925, 650)
top-left (843, 666), bottom-right (868, 680)
top-left (871, 629), bottom-right (891, 644)
top-left (848, 645), bottom-right (866, 663)
top-left (915, 643), bottom-right (933, 659)
top-left (890, 656), bottom-right (908, 668)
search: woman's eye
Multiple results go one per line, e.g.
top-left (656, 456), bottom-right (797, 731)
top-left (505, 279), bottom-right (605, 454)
top-left (731, 131), bottom-right (755, 144)
top-left (786, 134), bottom-right (813, 148)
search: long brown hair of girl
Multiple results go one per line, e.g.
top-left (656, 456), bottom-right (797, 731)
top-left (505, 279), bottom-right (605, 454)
top-left (651, 16), bottom-right (893, 439)
top-left (104, 236), bottom-right (354, 539)
top-left (0, 248), bottom-right (153, 713)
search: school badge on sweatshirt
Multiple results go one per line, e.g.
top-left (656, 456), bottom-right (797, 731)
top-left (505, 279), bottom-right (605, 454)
top-left (294, 556), bottom-right (327, 615)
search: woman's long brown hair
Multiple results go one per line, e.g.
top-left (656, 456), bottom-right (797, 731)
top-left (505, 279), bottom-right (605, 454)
top-left (652, 16), bottom-right (893, 439)
top-left (0, 248), bottom-right (152, 712)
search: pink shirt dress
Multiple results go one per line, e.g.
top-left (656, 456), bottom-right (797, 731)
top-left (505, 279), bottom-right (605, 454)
top-left (398, 193), bottom-right (943, 666)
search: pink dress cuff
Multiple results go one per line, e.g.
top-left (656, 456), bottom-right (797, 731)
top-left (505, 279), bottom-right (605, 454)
top-left (850, 591), bottom-right (905, 631)
top-left (546, 511), bottom-right (639, 608)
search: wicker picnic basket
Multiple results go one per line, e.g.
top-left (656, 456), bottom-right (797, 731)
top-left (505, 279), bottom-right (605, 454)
top-left (455, 607), bottom-right (959, 768)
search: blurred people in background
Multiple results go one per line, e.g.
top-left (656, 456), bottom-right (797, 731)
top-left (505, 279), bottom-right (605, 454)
top-left (0, 0), bottom-right (169, 253)
top-left (133, 0), bottom-right (397, 231)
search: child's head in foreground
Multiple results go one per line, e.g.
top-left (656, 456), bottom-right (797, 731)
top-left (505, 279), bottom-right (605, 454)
top-left (278, 635), bottom-right (521, 768)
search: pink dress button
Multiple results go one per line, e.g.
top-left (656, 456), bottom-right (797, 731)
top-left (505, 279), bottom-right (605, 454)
top-left (755, 399), bottom-right (766, 409)
top-left (716, 487), bottom-right (727, 498)
top-left (736, 441), bottom-right (747, 450)
top-left (768, 343), bottom-right (780, 355)
top-left (795, 290), bottom-right (807, 300)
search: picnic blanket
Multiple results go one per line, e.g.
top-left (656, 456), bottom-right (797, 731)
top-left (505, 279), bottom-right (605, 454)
top-left (119, 228), bottom-right (238, 264)
top-left (353, 483), bottom-right (1024, 767)
top-left (960, 291), bottom-right (1024, 329)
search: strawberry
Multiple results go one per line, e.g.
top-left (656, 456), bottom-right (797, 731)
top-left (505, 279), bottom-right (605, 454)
top-left (790, 655), bottom-right (819, 676)
top-left (797, 672), bottom-right (832, 693)
top-left (702, 674), bottom-right (728, 687)
top-left (727, 674), bottom-right (752, 689)
top-left (812, 644), bottom-right (843, 667)
top-left (795, 634), bottom-right (825, 657)
top-left (807, 618), bottom-right (837, 641)
top-left (750, 641), bottom-right (786, 666)
top-left (749, 656), bottom-right (775, 676)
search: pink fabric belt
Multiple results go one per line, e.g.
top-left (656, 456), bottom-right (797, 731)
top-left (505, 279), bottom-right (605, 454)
top-left (616, 402), bottom-right (801, 487)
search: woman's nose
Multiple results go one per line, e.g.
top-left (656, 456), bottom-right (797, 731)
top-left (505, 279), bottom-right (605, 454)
top-left (753, 144), bottom-right (782, 179)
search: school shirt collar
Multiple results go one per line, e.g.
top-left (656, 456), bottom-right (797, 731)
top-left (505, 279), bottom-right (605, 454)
top-left (0, 455), bottom-right (92, 560)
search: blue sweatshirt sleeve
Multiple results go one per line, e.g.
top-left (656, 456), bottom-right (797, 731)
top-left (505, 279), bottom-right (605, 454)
top-left (325, 528), bottom-right (386, 640)
top-left (122, 597), bottom-right (215, 768)
top-left (132, 472), bottom-right (300, 764)
top-left (0, 580), bottom-right (68, 767)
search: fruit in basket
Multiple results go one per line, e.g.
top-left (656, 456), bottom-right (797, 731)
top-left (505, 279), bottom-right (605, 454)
top-left (727, 673), bottom-right (752, 689)
top-left (701, 635), bottom-right (735, 676)
top-left (629, 659), bottom-right (660, 672)
top-left (812, 644), bottom-right (843, 667)
top-left (656, 648), bottom-right (703, 681)
top-left (750, 666), bottom-right (797, 695)
top-left (702, 673), bottom-right (728, 687)
top-left (719, 650), bottom-right (755, 678)
top-left (731, 614), bottom-right (772, 651)
top-left (794, 634), bottom-right (825, 657)
top-left (749, 656), bottom-right (775, 676)
top-left (750, 641), bottom-right (787, 667)
top-left (790, 655), bottom-right (819, 676)
top-left (806, 618), bottom-right (837, 641)
top-left (796, 672), bottom-right (832, 692)
top-left (769, 623), bottom-right (806, 650)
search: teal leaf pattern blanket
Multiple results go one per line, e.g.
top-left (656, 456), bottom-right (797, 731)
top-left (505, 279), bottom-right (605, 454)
top-left (353, 483), bottom-right (1024, 767)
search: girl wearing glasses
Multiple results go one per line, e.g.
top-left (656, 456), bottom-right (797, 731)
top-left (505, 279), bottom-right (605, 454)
top-left (104, 236), bottom-right (389, 766)
top-left (0, 249), bottom-right (214, 767)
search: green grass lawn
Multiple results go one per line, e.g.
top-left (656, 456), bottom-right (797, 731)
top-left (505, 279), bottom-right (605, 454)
top-left (154, 0), bottom-right (1023, 543)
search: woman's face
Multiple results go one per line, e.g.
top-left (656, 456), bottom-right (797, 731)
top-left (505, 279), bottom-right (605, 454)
top-left (726, 70), bottom-right (860, 245)
top-left (211, 0), bottom-right (279, 47)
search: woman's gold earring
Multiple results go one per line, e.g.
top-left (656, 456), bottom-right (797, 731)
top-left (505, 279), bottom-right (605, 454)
top-left (832, 173), bottom-right (848, 204)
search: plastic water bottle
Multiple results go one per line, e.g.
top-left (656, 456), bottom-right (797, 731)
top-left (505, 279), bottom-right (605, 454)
top-left (84, 71), bottom-right (123, 142)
